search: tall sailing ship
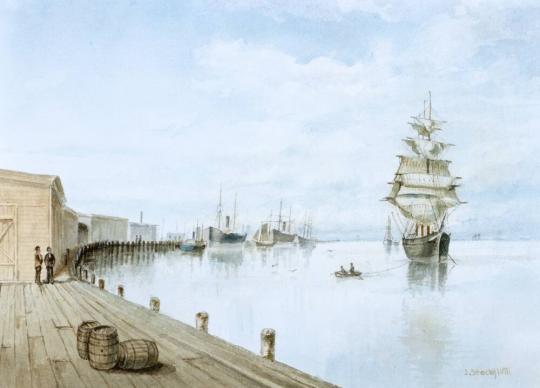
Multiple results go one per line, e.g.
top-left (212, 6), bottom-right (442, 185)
top-left (298, 212), bottom-right (316, 248)
top-left (384, 92), bottom-right (464, 262)
top-left (206, 189), bottom-right (247, 245)
top-left (383, 216), bottom-right (399, 246)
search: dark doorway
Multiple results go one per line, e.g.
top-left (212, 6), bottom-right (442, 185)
top-left (78, 223), bottom-right (89, 245)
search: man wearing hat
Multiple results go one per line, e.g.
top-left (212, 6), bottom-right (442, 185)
top-left (44, 246), bottom-right (56, 284)
top-left (34, 246), bottom-right (43, 284)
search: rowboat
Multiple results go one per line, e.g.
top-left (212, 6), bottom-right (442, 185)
top-left (334, 271), bottom-right (362, 278)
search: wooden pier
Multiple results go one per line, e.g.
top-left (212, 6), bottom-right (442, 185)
top-left (0, 281), bottom-right (335, 388)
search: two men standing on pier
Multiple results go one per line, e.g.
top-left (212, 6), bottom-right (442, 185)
top-left (34, 245), bottom-right (56, 284)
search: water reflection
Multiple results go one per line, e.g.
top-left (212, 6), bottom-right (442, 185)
top-left (207, 246), bottom-right (244, 266)
top-left (400, 297), bottom-right (453, 387)
top-left (77, 241), bottom-right (535, 388)
top-left (407, 262), bottom-right (449, 292)
top-left (401, 261), bottom-right (453, 386)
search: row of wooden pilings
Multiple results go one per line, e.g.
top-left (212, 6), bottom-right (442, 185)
top-left (81, 276), bottom-right (276, 362)
top-left (76, 240), bottom-right (179, 261)
top-left (74, 239), bottom-right (179, 279)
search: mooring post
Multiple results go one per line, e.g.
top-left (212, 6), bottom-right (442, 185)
top-left (195, 312), bottom-right (209, 333)
top-left (84, 269), bottom-right (88, 281)
top-left (150, 297), bottom-right (160, 312)
top-left (98, 278), bottom-right (105, 290)
top-left (90, 273), bottom-right (96, 284)
top-left (260, 328), bottom-right (276, 361)
top-left (117, 284), bottom-right (124, 298)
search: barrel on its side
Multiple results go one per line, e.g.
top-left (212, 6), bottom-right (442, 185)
top-left (77, 320), bottom-right (100, 360)
top-left (88, 325), bottom-right (119, 370)
top-left (117, 339), bottom-right (159, 370)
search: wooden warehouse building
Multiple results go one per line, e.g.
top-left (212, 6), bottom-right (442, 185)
top-left (78, 213), bottom-right (128, 244)
top-left (0, 169), bottom-right (76, 282)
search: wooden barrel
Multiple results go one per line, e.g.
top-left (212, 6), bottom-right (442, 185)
top-left (117, 339), bottom-right (159, 370)
top-left (88, 325), bottom-right (119, 370)
top-left (76, 320), bottom-right (100, 360)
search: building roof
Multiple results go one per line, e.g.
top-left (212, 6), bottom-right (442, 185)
top-left (63, 206), bottom-right (79, 216)
top-left (0, 168), bottom-right (66, 203)
top-left (77, 212), bottom-right (128, 222)
top-left (90, 213), bottom-right (129, 222)
top-left (129, 222), bottom-right (158, 227)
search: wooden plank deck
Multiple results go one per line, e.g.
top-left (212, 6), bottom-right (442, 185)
top-left (0, 281), bottom-right (336, 388)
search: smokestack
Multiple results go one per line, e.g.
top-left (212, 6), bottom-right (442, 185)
top-left (140, 211), bottom-right (143, 224)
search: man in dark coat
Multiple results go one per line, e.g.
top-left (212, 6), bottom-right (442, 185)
top-left (34, 246), bottom-right (43, 284)
top-left (44, 246), bottom-right (56, 284)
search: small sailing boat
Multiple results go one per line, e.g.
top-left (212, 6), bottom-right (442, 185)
top-left (206, 189), bottom-right (247, 245)
top-left (383, 92), bottom-right (464, 263)
top-left (383, 216), bottom-right (400, 246)
top-left (253, 221), bottom-right (275, 247)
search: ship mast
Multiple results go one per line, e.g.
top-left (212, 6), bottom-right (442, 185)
top-left (302, 211), bottom-right (307, 238)
top-left (216, 185), bottom-right (223, 229)
top-left (232, 193), bottom-right (237, 231)
top-left (288, 206), bottom-right (292, 233)
top-left (308, 213), bottom-right (313, 239)
top-left (278, 200), bottom-right (283, 231)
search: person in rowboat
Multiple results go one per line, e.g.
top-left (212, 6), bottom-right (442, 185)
top-left (349, 262), bottom-right (355, 274)
top-left (339, 265), bottom-right (347, 274)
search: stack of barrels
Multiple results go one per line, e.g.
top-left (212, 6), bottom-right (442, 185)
top-left (77, 320), bottom-right (159, 371)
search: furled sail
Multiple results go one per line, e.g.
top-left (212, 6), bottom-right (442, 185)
top-left (408, 117), bottom-right (444, 137)
top-left (396, 173), bottom-right (455, 189)
top-left (403, 138), bottom-right (452, 159)
top-left (385, 185), bottom-right (461, 224)
top-left (408, 121), bottom-right (431, 138)
top-left (396, 156), bottom-right (451, 176)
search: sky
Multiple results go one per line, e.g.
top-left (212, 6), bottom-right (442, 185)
top-left (0, 0), bottom-right (539, 240)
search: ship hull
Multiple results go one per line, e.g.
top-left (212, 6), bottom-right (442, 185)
top-left (402, 232), bottom-right (450, 263)
top-left (255, 240), bottom-right (275, 247)
top-left (207, 226), bottom-right (246, 244)
top-left (180, 240), bottom-right (206, 252)
top-left (272, 229), bottom-right (296, 243)
top-left (298, 236), bottom-right (316, 248)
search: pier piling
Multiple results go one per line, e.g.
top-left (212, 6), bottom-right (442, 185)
top-left (260, 328), bottom-right (276, 361)
top-left (98, 278), bottom-right (105, 290)
top-left (117, 284), bottom-right (124, 298)
top-left (195, 312), bottom-right (209, 333)
top-left (90, 273), bottom-right (96, 284)
top-left (150, 297), bottom-right (160, 312)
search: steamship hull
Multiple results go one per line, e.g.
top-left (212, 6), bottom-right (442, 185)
top-left (207, 226), bottom-right (246, 244)
top-left (180, 240), bottom-right (206, 252)
top-left (272, 229), bottom-right (296, 243)
top-left (402, 232), bottom-right (450, 263)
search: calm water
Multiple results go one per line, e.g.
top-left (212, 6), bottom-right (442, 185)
top-left (91, 241), bottom-right (540, 387)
